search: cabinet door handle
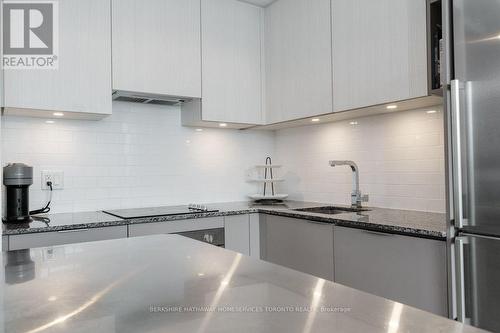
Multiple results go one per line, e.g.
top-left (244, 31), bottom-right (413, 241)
top-left (57, 229), bottom-right (89, 233)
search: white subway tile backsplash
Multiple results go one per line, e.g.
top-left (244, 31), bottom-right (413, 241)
top-left (1, 103), bottom-right (446, 214)
top-left (1, 102), bottom-right (275, 213)
top-left (274, 106), bottom-right (446, 213)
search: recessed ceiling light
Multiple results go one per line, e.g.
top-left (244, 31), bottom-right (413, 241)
top-left (185, 140), bottom-right (191, 144)
top-left (350, 121), bottom-right (358, 125)
top-left (426, 110), bottom-right (437, 114)
top-left (311, 118), bottom-right (320, 122)
top-left (195, 128), bottom-right (203, 132)
top-left (45, 120), bottom-right (55, 124)
top-left (53, 112), bottom-right (64, 117)
top-left (197, 273), bottom-right (205, 277)
top-left (48, 296), bottom-right (57, 302)
top-left (386, 105), bottom-right (398, 110)
top-left (219, 123), bottom-right (227, 127)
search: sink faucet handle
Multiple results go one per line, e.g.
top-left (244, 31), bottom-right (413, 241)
top-left (351, 192), bottom-right (369, 208)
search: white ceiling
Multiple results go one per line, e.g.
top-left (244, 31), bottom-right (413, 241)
top-left (238, 0), bottom-right (277, 7)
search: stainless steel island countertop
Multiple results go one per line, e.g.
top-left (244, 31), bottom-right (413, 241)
top-left (1, 235), bottom-right (482, 333)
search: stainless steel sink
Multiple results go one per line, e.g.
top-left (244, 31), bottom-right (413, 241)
top-left (293, 206), bottom-right (369, 215)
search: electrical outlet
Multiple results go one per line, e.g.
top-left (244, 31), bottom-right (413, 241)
top-left (41, 171), bottom-right (64, 190)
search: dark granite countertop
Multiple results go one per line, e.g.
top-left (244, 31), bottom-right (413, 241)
top-left (1, 235), bottom-right (481, 333)
top-left (257, 205), bottom-right (447, 240)
top-left (2, 201), bottom-right (447, 240)
top-left (2, 211), bottom-right (127, 235)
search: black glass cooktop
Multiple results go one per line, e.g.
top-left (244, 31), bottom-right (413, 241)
top-left (103, 205), bottom-right (219, 219)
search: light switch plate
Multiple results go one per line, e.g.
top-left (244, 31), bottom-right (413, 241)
top-left (41, 171), bottom-right (64, 190)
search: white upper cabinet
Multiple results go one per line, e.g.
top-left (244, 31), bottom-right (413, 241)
top-left (112, 0), bottom-right (201, 98)
top-left (200, 0), bottom-right (264, 125)
top-left (331, 0), bottom-right (428, 112)
top-left (264, 0), bottom-right (333, 123)
top-left (3, 0), bottom-right (112, 119)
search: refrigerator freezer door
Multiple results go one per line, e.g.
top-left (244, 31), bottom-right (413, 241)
top-left (452, 0), bottom-right (500, 236)
top-left (456, 234), bottom-right (500, 331)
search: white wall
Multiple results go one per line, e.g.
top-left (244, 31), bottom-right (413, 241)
top-left (274, 107), bottom-right (446, 212)
top-left (1, 102), bottom-right (275, 213)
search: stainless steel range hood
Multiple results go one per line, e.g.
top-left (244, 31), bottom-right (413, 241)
top-left (112, 90), bottom-right (193, 106)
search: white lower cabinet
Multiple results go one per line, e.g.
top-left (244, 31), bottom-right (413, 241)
top-left (7, 226), bottom-right (127, 251)
top-left (333, 226), bottom-right (448, 316)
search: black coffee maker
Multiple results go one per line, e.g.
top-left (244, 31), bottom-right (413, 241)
top-left (3, 163), bottom-right (33, 223)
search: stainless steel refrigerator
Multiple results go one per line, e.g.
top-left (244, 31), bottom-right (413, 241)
top-left (445, 0), bottom-right (500, 331)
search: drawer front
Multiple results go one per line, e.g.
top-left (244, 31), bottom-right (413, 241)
top-left (8, 226), bottom-right (128, 251)
top-left (333, 226), bottom-right (447, 316)
top-left (128, 217), bottom-right (224, 237)
top-left (261, 215), bottom-right (334, 281)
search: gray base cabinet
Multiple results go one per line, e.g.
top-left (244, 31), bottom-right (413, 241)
top-left (333, 226), bottom-right (448, 316)
top-left (7, 226), bottom-right (127, 251)
top-left (260, 215), bottom-right (334, 281)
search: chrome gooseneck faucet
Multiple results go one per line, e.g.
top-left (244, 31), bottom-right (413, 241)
top-left (329, 160), bottom-right (369, 208)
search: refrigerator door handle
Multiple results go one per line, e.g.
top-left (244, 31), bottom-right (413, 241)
top-left (454, 236), bottom-right (469, 323)
top-left (450, 80), bottom-right (467, 228)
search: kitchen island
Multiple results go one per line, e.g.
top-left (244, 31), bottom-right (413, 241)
top-left (1, 235), bottom-right (481, 333)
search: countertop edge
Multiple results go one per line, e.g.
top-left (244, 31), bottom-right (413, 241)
top-left (2, 206), bottom-right (446, 240)
top-left (2, 220), bottom-right (130, 235)
top-left (2, 209), bottom-right (258, 236)
top-left (258, 209), bottom-right (447, 240)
